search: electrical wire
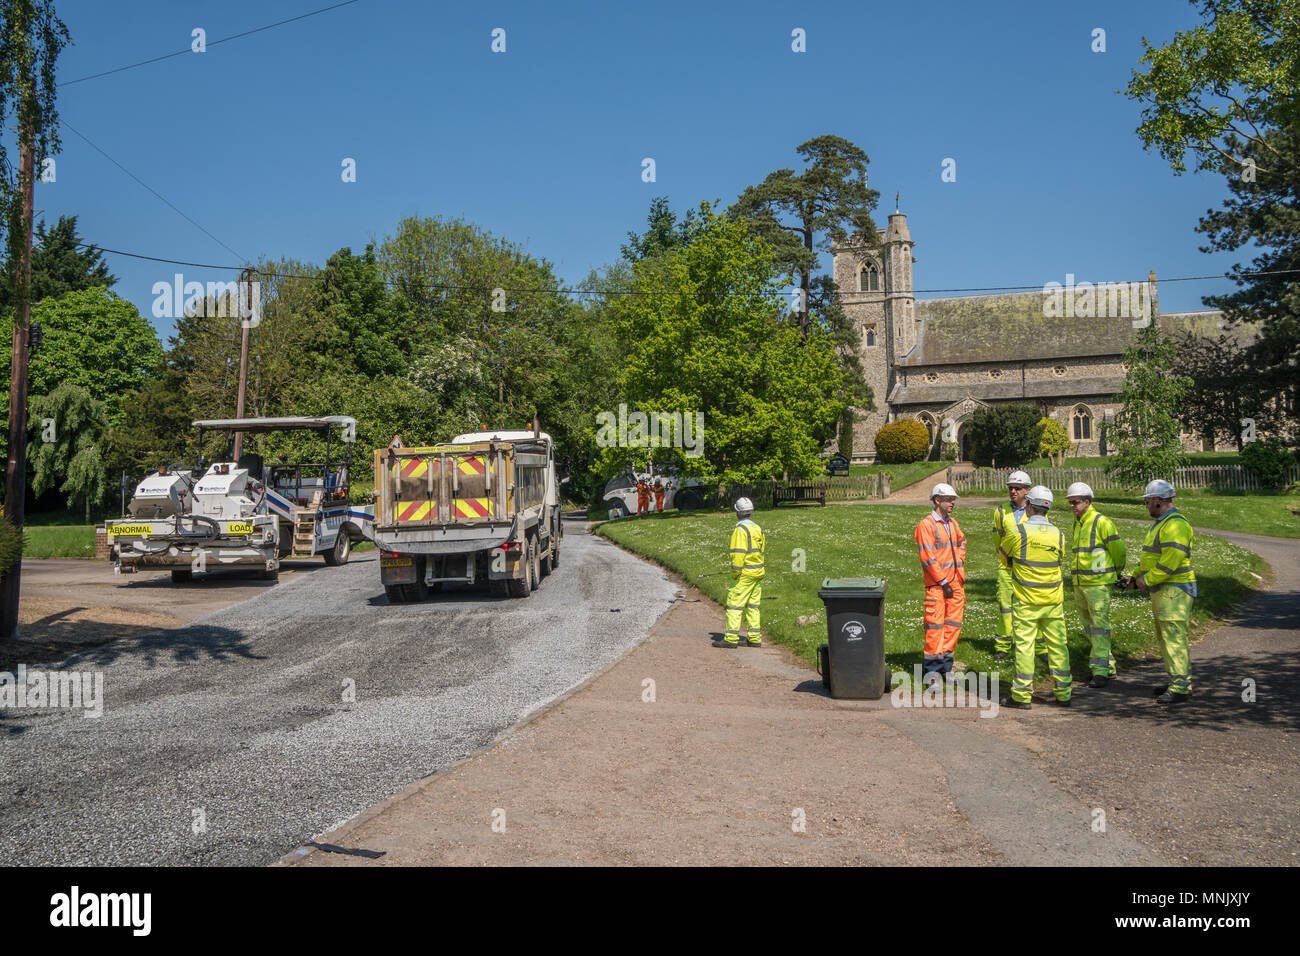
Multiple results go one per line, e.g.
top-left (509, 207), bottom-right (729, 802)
top-left (59, 0), bottom-right (364, 87)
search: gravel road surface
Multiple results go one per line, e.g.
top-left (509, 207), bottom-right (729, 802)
top-left (0, 520), bottom-right (678, 865)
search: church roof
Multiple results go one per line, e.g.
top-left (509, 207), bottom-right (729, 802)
top-left (902, 292), bottom-right (1142, 365)
top-left (889, 375), bottom-right (1127, 407)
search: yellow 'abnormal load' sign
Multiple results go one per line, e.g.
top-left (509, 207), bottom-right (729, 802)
top-left (107, 524), bottom-right (153, 536)
top-left (227, 522), bottom-right (254, 534)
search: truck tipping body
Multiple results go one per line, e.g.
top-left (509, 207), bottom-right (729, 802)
top-left (373, 429), bottom-right (564, 601)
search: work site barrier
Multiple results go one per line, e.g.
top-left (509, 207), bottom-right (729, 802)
top-left (949, 463), bottom-right (1300, 495)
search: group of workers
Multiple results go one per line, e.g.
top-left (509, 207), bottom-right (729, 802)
top-left (917, 471), bottom-right (1195, 709)
top-left (709, 471), bottom-right (1198, 709)
top-left (635, 477), bottom-right (666, 515)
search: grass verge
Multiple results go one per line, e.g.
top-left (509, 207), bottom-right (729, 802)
top-left (595, 503), bottom-right (1267, 690)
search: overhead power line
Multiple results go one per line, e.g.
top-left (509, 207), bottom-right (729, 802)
top-left (60, 0), bottom-right (363, 87)
top-left (76, 240), bottom-right (1300, 297)
top-left (61, 120), bottom-right (246, 262)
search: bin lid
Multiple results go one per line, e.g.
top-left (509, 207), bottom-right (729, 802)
top-left (818, 576), bottom-right (886, 598)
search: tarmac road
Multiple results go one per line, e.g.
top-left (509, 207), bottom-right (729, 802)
top-left (0, 520), bottom-right (679, 865)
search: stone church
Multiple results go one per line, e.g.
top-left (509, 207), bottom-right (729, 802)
top-left (833, 207), bottom-right (1232, 463)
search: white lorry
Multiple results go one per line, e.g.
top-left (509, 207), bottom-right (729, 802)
top-left (600, 468), bottom-right (707, 518)
top-left (372, 426), bottom-right (565, 601)
top-left (106, 416), bottom-right (374, 582)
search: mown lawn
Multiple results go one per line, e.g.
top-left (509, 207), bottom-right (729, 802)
top-left (595, 503), bottom-right (1267, 691)
top-left (21, 525), bottom-right (97, 559)
top-left (1089, 492), bottom-right (1300, 539)
top-left (846, 460), bottom-right (952, 490)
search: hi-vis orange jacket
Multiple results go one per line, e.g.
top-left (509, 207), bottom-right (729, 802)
top-left (915, 512), bottom-right (967, 588)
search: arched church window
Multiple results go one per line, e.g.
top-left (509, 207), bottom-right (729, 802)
top-left (1072, 405), bottom-right (1092, 440)
top-left (860, 264), bottom-right (880, 292)
top-left (865, 327), bottom-right (876, 347)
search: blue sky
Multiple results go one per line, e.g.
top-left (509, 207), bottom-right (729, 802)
top-left (39, 0), bottom-right (1246, 339)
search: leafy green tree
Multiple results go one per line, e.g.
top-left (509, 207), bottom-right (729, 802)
top-left (967, 404), bottom-right (1042, 468)
top-left (28, 383), bottom-right (108, 521)
top-left (621, 197), bottom-right (705, 262)
top-left (0, 287), bottom-right (162, 433)
top-left (732, 135), bottom-right (880, 336)
top-left (1038, 416), bottom-right (1070, 466)
top-left (1172, 329), bottom-right (1286, 449)
top-left (599, 202), bottom-right (846, 484)
top-left (103, 364), bottom-right (196, 483)
top-left (1195, 116), bottom-right (1300, 411)
top-left (0, 214), bottom-right (115, 316)
top-left (0, 516), bottom-right (21, 575)
top-left (1125, 0), bottom-right (1300, 176)
top-left (1240, 438), bottom-right (1297, 486)
top-left (1107, 325), bottom-right (1193, 487)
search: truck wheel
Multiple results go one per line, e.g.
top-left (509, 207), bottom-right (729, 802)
top-left (506, 540), bottom-right (533, 598)
top-left (529, 535), bottom-right (541, 590)
top-left (171, 569), bottom-right (193, 584)
top-left (539, 534), bottom-right (553, 579)
top-left (323, 533), bottom-right (351, 566)
top-left (404, 557), bottom-right (429, 602)
top-left (385, 584), bottom-right (406, 604)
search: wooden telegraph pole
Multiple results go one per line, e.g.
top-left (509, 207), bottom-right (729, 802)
top-left (1, 122), bottom-right (37, 640)
top-left (231, 267), bottom-right (254, 462)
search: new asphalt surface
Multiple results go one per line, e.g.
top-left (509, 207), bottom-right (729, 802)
top-left (0, 520), bottom-right (678, 865)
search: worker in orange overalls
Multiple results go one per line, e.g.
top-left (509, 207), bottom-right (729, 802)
top-left (653, 479), bottom-right (665, 513)
top-left (636, 478), bottom-right (649, 516)
top-left (914, 482), bottom-right (967, 684)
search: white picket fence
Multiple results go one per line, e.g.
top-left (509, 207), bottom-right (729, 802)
top-left (950, 463), bottom-right (1300, 494)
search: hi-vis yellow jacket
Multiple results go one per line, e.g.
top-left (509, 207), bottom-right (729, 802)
top-left (993, 502), bottom-right (1027, 569)
top-left (1139, 507), bottom-right (1197, 597)
top-left (730, 518), bottom-right (765, 579)
top-left (1070, 505), bottom-right (1126, 586)
top-left (999, 516), bottom-right (1066, 605)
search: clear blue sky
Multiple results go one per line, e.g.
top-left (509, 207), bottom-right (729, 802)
top-left (39, 0), bottom-right (1246, 339)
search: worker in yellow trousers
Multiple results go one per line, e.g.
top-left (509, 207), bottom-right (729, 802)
top-left (1124, 479), bottom-right (1196, 705)
top-left (715, 497), bottom-right (765, 648)
top-left (999, 485), bottom-right (1071, 709)
top-left (1066, 481), bottom-right (1125, 688)
top-left (992, 470), bottom-right (1031, 661)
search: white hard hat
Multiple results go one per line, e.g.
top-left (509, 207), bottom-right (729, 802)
top-left (1142, 479), bottom-right (1175, 500)
top-left (734, 497), bottom-right (754, 514)
top-left (1026, 485), bottom-right (1054, 508)
top-left (1007, 470), bottom-right (1032, 487)
top-left (930, 482), bottom-right (958, 499)
top-left (1066, 482), bottom-right (1094, 499)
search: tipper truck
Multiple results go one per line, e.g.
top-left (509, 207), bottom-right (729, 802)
top-left (373, 427), bottom-right (564, 601)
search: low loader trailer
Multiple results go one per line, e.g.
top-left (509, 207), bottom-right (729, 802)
top-left (373, 427), bottom-right (565, 602)
top-left (106, 416), bottom-right (374, 582)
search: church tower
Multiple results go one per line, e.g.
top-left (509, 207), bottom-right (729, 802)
top-left (882, 208), bottom-right (916, 362)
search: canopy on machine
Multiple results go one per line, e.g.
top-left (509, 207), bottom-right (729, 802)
top-left (193, 416), bottom-right (356, 438)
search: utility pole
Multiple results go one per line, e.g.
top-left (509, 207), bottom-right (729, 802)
top-left (231, 267), bottom-right (254, 462)
top-left (1, 120), bottom-right (36, 640)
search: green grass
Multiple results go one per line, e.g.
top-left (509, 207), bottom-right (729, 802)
top-left (847, 460), bottom-right (952, 490)
top-left (1090, 491), bottom-right (1300, 539)
top-left (595, 503), bottom-right (1267, 690)
top-left (22, 524), bottom-right (97, 559)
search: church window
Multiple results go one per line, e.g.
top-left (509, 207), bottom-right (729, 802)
top-left (1053, 365), bottom-right (1067, 377)
top-left (860, 264), bottom-right (880, 292)
top-left (1072, 405), bottom-right (1092, 440)
top-left (865, 326), bottom-right (876, 347)
top-left (988, 368), bottom-right (1002, 379)
top-left (925, 371), bottom-right (939, 383)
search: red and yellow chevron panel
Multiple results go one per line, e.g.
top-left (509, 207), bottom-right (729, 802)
top-left (452, 497), bottom-right (493, 519)
top-left (396, 500), bottom-right (436, 522)
top-left (457, 455), bottom-right (487, 476)
top-left (397, 457), bottom-right (441, 479)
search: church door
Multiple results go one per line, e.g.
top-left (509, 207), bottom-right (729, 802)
top-left (957, 424), bottom-right (970, 462)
